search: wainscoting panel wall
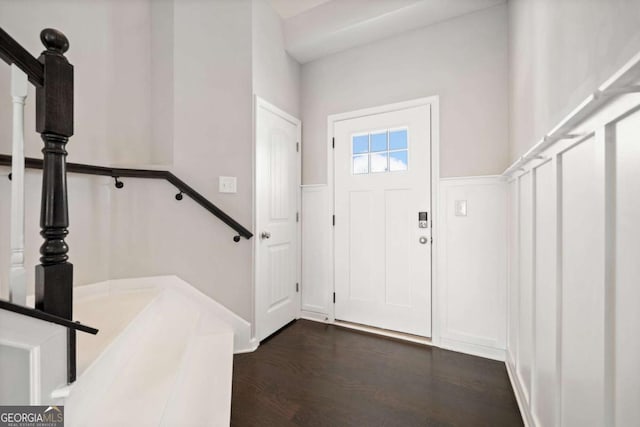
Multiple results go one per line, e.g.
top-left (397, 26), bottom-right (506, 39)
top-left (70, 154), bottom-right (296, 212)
top-left (517, 171), bottom-right (533, 401)
top-left (302, 177), bottom-right (510, 363)
top-left (531, 158), bottom-right (558, 427)
top-left (506, 90), bottom-right (640, 426)
top-left (614, 111), bottom-right (640, 426)
top-left (561, 134), bottom-right (606, 426)
top-left (437, 176), bottom-right (508, 361)
top-left (300, 185), bottom-right (332, 318)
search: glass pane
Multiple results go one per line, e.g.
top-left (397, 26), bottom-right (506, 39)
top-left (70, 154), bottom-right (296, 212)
top-left (370, 152), bottom-right (388, 173)
top-left (389, 129), bottom-right (408, 150)
top-left (352, 135), bottom-right (369, 154)
top-left (353, 155), bottom-right (369, 174)
top-left (389, 150), bottom-right (408, 171)
top-left (370, 132), bottom-right (387, 152)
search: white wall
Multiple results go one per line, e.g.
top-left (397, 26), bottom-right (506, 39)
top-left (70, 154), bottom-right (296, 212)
top-left (437, 176), bottom-right (507, 361)
top-left (150, 0), bottom-right (174, 166)
top-left (252, 0), bottom-right (301, 117)
top-left (300, 4), bottom-right (509, 183)
top-left (109, 0), bottom-right (301, 323)
top-left (0, 0), bottom-right (300, 323)
top-left (0, 0), bottom-right (153, 298)
top-left (109, 0), bottom-right (255, 321)
top-left (0, 0), bottom-right (154, 166)
top-left (508, 0), bottom-right (640, 162)
top-left (506, 81), bottom-right (640, 426)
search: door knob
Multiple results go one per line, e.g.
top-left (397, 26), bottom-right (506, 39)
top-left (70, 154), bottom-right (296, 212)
top-left (261, 231), bottom-right (271, 239)
top-left (419, 236), bottom-right (429, 244)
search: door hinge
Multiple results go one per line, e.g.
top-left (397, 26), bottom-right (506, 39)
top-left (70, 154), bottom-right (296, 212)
top-left (296, 282), bottom-right (299, 292)
top-left (332, 137), bottom-right (335, 149)
top-left (296, 142), bottom-right (300, 152)
top-left (332, 215), bottom-right (335, 226)
top-left (296, 211), bottom-right (299, 222)
top-left (333, 292), bottom-right (336, 303)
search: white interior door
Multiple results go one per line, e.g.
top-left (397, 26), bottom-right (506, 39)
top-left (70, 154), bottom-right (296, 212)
top-left (334, 104), bottom-right (432, 337)
top-left (255, 98), bottom-right (301, 341)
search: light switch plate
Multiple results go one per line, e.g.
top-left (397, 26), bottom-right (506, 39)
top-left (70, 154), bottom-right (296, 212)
top-left (219, 176), bottom-right (237, 193)
top-left (454, 200), bottom-right (467, 217)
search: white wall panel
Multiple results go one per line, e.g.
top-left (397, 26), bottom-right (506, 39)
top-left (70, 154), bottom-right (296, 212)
top-left (0, 344), bottom-right (29, 404)
top-left (507, 179), bottom-right (519, 367)
top-left (532, 160), bottom-right (558, 427)
top-left (300, 186), bottom-right (331, 316)
top-left (517, 171), bottom-right (533, 402)
top-left (614, 110), bottom-right (640, 426)
top-left (438, 176), bottom-right (508, 360)
top-left (560, 135), bottom-right (605, 427)
top-left (506, 78), bottom-right (640, 426)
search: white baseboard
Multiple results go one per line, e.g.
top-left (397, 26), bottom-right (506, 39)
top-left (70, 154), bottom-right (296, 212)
top-left (234, 338), bottom-right (259, 354)
top-left (438, 337), bottom-right (505, 362)
top-left (506, 360), bottom-right (534, 427)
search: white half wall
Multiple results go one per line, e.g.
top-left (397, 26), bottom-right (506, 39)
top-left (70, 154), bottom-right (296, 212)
top-left (437, 176), bottom-right (508, 361)
top-left (506, 85), bottom-right (640, 426)
top-left (0, 308), bottom-right (67, 405)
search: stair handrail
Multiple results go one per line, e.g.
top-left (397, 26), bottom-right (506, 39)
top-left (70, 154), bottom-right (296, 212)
top-left (0, 154), bottom-right (254, 241)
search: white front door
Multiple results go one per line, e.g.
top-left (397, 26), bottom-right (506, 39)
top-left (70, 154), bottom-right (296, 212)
top-left (334, 104), bottom-right (432, 337)
top-left (255, 98), bottom-right (301, 341)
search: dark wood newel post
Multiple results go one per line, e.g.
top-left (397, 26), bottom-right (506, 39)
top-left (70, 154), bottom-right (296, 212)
top-left (33, 28), bottom-right (76, 383)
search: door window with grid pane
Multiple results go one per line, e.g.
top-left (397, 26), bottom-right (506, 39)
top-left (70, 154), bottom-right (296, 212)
top-left (352, 128), bottom-right (408, 175)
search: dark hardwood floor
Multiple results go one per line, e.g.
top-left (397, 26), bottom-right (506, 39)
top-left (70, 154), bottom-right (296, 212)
top-left (231, 320), bottom-right (522, 426)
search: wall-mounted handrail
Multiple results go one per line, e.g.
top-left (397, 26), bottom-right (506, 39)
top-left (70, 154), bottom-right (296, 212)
top-left (0, 154), bottom-right (254, 241)
top-left (0, 27), bottom-right (44, 86)
top-left (0, 299), bottom-right (98, 334)
top-left (503, 50), bottom-right (640, 177)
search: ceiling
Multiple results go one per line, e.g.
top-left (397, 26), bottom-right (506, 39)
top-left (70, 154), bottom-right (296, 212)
top-left (269, 0), bottom-right (506, 63)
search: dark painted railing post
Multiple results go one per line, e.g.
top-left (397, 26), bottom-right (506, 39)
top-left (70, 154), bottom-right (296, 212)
top-left (33, 28), bottom-right (75, 383)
